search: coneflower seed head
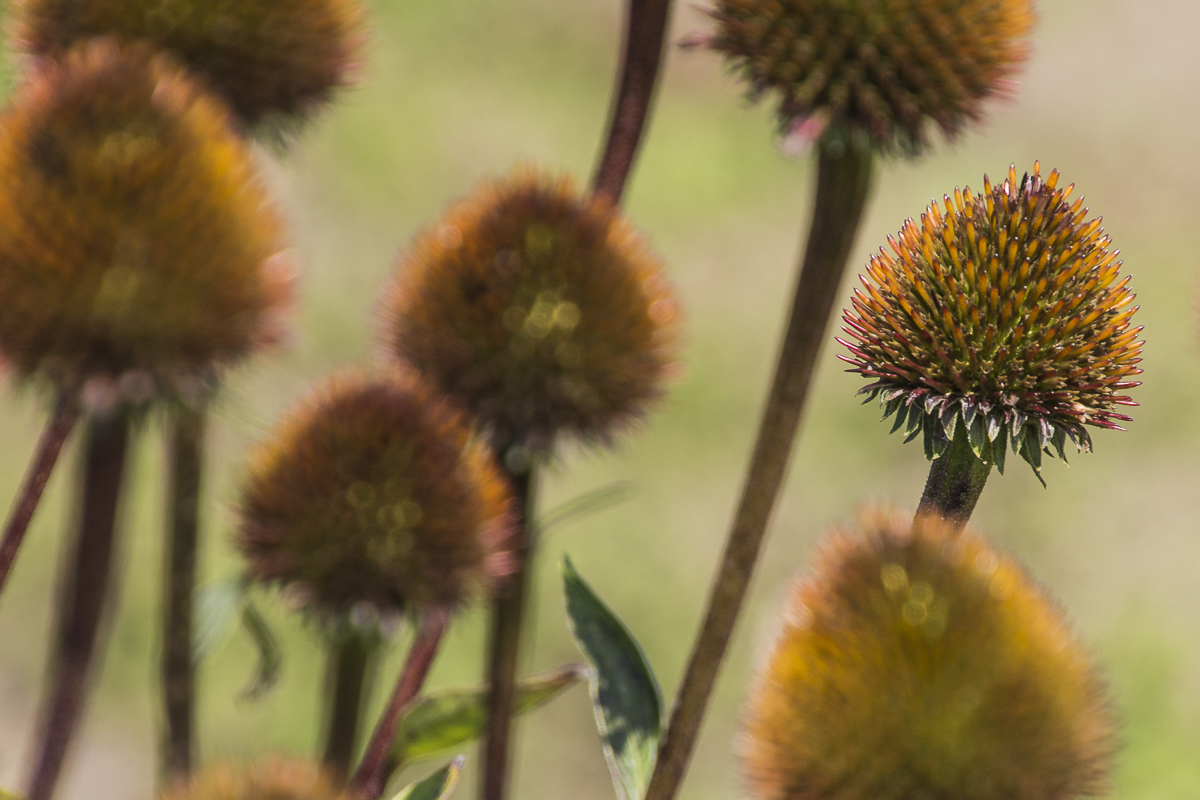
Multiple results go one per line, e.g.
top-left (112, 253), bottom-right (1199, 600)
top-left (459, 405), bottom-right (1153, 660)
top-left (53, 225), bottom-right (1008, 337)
top-left (159, 757), bottom-right (341, 800)
top-left (838, 163), bottom-right (1143, 479)
top-left (741, 509), bottom-right (1116, 800)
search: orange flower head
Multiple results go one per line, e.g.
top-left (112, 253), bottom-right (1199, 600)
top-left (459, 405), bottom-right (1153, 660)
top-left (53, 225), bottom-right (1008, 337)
top-left (160, 757), bottom-right (341, 800)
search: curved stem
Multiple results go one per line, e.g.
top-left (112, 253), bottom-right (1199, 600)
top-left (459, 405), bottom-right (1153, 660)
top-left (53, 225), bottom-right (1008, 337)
top-left (27, 410), bottom-right (132, 800)
top-left (915, 425), bottom-right (991, 531)
top-left (161, 404), bottom-right (206, 783)
top-left (591, 0), bottom-right (675, 204)
top-left (322, 630), bottom-right (378, 784)
top-left (349, 608), bottom-right (449, 800)
top-left (0, 396), bottom-right (79, 601)
top-left (480, 465), bottom-right (537, 800)
top-left (644, 136), bottom-right (875, 800)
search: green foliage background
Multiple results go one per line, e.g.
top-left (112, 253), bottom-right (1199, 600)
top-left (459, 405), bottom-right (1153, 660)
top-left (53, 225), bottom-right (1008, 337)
top-left (1, 0), bottom-right (1198, 798)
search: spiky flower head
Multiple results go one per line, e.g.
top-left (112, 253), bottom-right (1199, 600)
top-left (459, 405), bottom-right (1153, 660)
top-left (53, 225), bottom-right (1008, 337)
top-left (839, 164), bottom-right (1142, 479)
top-left (702, 0), bottom-right (1034, 154)
top-left (741, 509), bottom-right (1115, 800)
top-left (13, 0), bottom-right (364, 131)
top-left (160, 757), bottom-right (341, 800)
top-left (382, 169), bottom-right (681, 454)
top-left (0, 40), bottom-right (291, 405)
top-left (237, 369), bottom-right (513, 618)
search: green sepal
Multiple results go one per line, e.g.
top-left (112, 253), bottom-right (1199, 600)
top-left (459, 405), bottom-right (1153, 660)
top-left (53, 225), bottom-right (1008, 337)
top-left (563, 556), bottom-right (662, 800)
top-left (967, 413), bottom-right (987, 457)
top-left (992, 427), bottom-right (1007, 475)
top-left (390, 756), bottom-right (464, 800)
top-left (238, 599), bottom-right (282, 701)
top-left (889, 401), bottom-right (909, 434)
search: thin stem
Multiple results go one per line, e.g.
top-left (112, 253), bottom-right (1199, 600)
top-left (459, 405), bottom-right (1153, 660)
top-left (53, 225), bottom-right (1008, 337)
top-left (27, 410), bottom-right (132, 800)
top-left (348, 608), bottom-right (450, 800)
top-left (161, 404), bottom-right (206, 783)
top-left (644, 136), bottom-right (875, 800)
top-left (322, 630), bottom-right (378, 784)
top-left (481, 465), bottom-right (537, 800)
top-left (0, 396), bottom-right (79, 600)
top-left (591, 0), bottom-right (675, 204)
top-left (916, 425), bottom-right (992, 531)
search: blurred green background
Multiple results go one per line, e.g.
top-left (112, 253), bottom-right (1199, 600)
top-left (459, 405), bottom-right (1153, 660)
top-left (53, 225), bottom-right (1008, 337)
top-left (2, 0), bottom-right (1199, 797)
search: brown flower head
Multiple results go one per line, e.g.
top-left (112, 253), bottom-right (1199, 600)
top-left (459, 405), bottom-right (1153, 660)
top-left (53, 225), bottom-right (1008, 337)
top-left (741, 509), bottom-right (1116, 800)
top-left (702, 0), bottom-right (1034, 154)
top-left (0, 40), bottom-right (291, 404)
top-left (237, 369), bottom-right (513, 617)
top-left (160, 757), bottom-right (341, 800)
top-left (13, 0), bottom-right (365, 131)
top-left (382, 169), bottom-right (681, 454)
top-left (11, 0), bottom-right (362, 131)
top-left (839, 164), bottom-right (1142, 480)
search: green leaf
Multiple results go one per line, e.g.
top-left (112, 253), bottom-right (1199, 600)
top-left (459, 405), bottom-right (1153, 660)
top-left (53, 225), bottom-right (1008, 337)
top-left (237, 600), bottom-right (282, 701)
top-left (193, 575), bottom-right (248, 664)
top-left (562, 556), bottom-right (662, 800)
top-left (392, 663), bottom-right (589, 766)
top-left (390, 756), bottom-right (464, 800)
top-left (538, 482), bottom-right (633, 536)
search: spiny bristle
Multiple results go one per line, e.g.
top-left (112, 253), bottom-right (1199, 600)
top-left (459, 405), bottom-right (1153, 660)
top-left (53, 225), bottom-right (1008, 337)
top-left (839, 163), bottom-right (1143, 479)
top-left (741, 508), bottom-right (1116, 800)
top-left (0, 39), bottom-right (291, 402)
top-left (159, 757), bottom-right (341, 800)
top-left (14, 0), bottom-right (365, 131)
top-left (706, 0), bottom-right (1034, 153)
top-left (382, 168), bottom-right (682, 454)
top-left (237, 368), bottom-right (514, 617)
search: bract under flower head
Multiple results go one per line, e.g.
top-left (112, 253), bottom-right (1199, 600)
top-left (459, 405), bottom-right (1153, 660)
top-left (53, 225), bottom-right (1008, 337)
top-left (839, 164), bottom-right (1143, 479)
top-left (741, 509), bottom-right (1116, 800)
top-left (0, 39), bottom-right (291, 404)
top-left (382, 169), bottom-right (681, 453)
top-left (704, 0), bottom-right (1034, 154)
top-left (237, 369), bottom-right (513, 617)
top-left (159, 757), bottom-right (340, 800)
top-left (13, 0), bottom-right (364, 131)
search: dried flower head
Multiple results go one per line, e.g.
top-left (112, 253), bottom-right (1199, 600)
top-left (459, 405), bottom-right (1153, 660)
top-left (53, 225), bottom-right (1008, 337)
top-left (237, 369), bottom-right (513, 616)
top-left (160, 757), bottom-right (341, 800)
top-left (382, 169), bottom-right (681, 453)
top-left (702, 0), bottom-right (1034, 154)
top-left (13, 0), bottom-right (364, 131)
top-left (839, 164), bottom-right (1142, 479)
top-left (0, 40), bottom-right (291, 404)
top-left (742, 509), bottom-right (1115, 800)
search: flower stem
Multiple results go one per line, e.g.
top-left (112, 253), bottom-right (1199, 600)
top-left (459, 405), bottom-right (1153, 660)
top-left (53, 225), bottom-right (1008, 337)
top-left (348, 607), bottom-right (449, 800)
top-left (0, 395), bottom-right (79, 601)
top-left (322, 629), bottom-right (379, 784)
top-left (644, 135), bottom-right (874, 800)
top-left (481, 464), bottom-right (537, 800)
top-left (915, 425), bottom-right (992, 530)
top-left (27, 409), bottom-right (132, 800)
top-left (161, 403), bottom-right (206, 783)
top-left (592, 0), bottom-right (675, 204)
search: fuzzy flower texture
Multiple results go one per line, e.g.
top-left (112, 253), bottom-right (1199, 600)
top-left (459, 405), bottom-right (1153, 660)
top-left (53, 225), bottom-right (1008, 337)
top-left (839, 164), bottom-right (1142, 478)
top-left (237, 370), bottom-right (513, 617)
top-left (741, 510), bottom-right (1115, 800)
top-left (704, 0), bottom-right (1033, 153)
top-left (0, 40), bottom-right (290, 400)
top-left (160, 758), bottom-right (342, 800)
top-left (384, 170), bottom-right (680, 453)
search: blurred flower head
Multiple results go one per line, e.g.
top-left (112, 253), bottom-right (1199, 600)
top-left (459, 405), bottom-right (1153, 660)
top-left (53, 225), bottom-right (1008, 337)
top-left (701, 0), bottom-right (1034, 154)
top-left (382, 168), bottom-right (681, 454)
top-left (839, 164), bottom-right (1142, 479)
top-left (237, 369), bottom-right (514, 618)
top-left (741, 509), bottom-right (1116, 800)
top-left (0, 39), bottom-right (291, 407)
top-left (160, 757), bottom-right (340, 800)
top-left (13, 0), bottom-right (365, 131)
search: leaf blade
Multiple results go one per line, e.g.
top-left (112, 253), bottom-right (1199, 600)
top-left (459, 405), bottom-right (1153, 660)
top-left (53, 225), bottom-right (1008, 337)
top-left (391, 756), bottom-right (464, 800)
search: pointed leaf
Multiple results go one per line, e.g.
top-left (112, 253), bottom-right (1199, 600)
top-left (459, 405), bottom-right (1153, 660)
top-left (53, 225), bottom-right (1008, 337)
top-left (1051, 427), bottom-right (1068, 462)
top-left (237, 600), bottom-right (283, 701)
top-left (391, 756), bottom-right (464, 800)
top-left (940, 402), bottom-right (959, 441)
top-left (985, 414), bottom-right (1001, 442)
top-left (889, 402), bottom-right (909, 434)
top-left (538, 483), bottom-right (634, 536)
top-left (967, 413), bottom-right (987, 457)
top-left (992, 428), bottom-right (1007, 475)
top-left (962, 400), bottom-right (978, 430)
top-left (193, 576), bottom-right (248, 664)
top-left (563, 557), bottom-right (662, 800)
top-left (903, 413), bottom-right (923, 443)
top-left (392, 664), bottom-right (588, 766)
